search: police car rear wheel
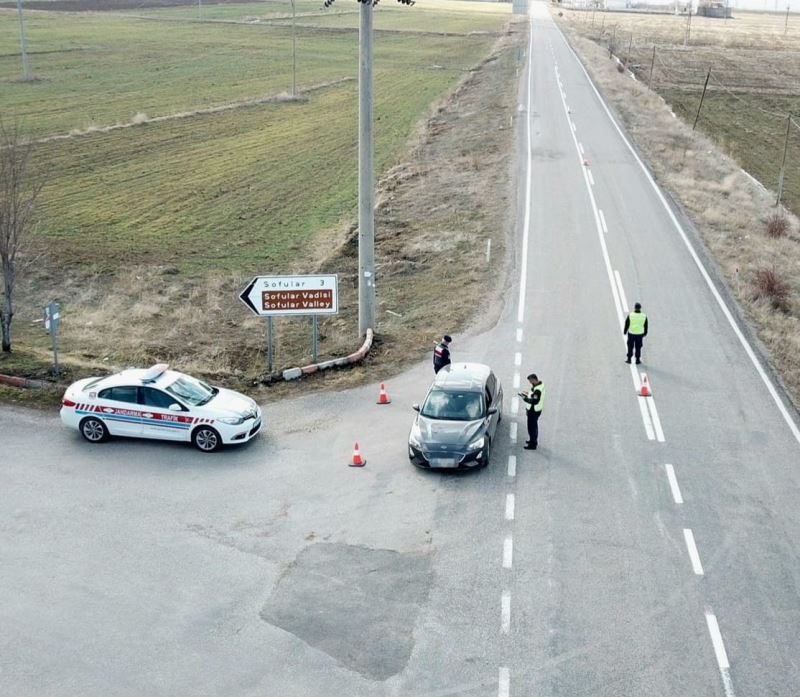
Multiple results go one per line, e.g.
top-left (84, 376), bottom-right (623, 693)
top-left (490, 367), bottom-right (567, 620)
top-left (80, 417), bottom-right (108, 443)
top-left (193, 426), bottom-right (221, 452)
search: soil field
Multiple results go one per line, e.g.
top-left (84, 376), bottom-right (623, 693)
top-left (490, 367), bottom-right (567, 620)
top-left (0, 3), bottom-right (524, 405)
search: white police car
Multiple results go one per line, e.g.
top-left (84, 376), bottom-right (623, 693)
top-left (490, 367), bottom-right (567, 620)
top-left (60, 364), bottom-right (262, 452)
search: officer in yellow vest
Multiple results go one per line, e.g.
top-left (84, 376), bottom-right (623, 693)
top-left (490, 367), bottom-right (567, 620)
top-left (623, 302), bottom-right (648, 364)
top-left (518, 373), bottom-right (544, 450)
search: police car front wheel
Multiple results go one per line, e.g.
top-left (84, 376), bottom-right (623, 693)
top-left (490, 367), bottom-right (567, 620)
top-left (80, 417), bottom-right (109, 443)
top-left (192, 426), bottom-right (222, 453)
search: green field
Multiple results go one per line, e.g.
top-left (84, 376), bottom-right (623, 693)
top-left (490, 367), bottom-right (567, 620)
top-left (0, 3), bottom-right (505, 272)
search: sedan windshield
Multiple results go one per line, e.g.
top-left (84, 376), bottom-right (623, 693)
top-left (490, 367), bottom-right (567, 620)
top-left (421, 389), bottom-right (484, 421)
top-left (165, 375), bottom-right (217, 407)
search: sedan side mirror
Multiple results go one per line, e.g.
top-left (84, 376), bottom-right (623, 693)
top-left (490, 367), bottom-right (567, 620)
top-left (412, 404), bottom-right (420, 412)
top-left (487, 407), bottom-right (498, 415)
top-left (169, 403), bottom-right (183, 411)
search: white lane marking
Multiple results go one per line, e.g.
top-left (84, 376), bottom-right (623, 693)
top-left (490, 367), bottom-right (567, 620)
top-left (514, 352), bottom-right (522, 367)
top-left (498, 667), bottom-right (510, 697)
top-left (513, 372), bottom-right (520, 389)
top-left (647, 397), bottom-right (666, 442)
top-left (570, 120), bottom-right (577, 131)
top-left (516, 327), bottom-right (523, 342)
top-left (614, 270), bottom-right (629, 313)
top-left (508, 455), bottom-right (517, 478)
top-left (683, 528), bottom-right (705, 575)
top-left (599, 209), bottom-right (608, 234)
top-left (501, 591), bottom-right (511, 634)
top-left (665, 464), bottom-right (684, 504)
top-left (579, 142), bottom-right (585, 155)
top-left (587, 169), bottom-right (595, 186)
top-left (516, 16), bottom-right (535, 325)
top-left (553, 62), bottom-right (659, 443)
top-left (510, 422), bottom-right (518, 444)
top-left (511, 395), bottom-right (519, 415)
top-left (505, 494), bottom-right (515, 520)
top-left (705, 610), bottom-right (736, 697)
top-left (503, 536), bottom-right (513, 568)
top-left (555, 25), bottom-right (800, 447)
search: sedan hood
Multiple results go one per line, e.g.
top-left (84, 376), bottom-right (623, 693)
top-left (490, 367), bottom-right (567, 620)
top-left (205, 388), bottom-right (259, 418)
top-left (415, 415), bottom-right (484, 445)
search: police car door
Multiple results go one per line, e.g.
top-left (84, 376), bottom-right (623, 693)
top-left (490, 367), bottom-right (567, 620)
top-left (141, 386), bottom-right (192, 441)
top-left (96, 385), bottom-right (144, 438)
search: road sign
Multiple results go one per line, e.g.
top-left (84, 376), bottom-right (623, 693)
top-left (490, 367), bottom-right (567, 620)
top-left (239, 275), bottom-right (339, 317)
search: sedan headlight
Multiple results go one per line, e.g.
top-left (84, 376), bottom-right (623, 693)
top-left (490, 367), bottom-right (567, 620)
top-left (219, 416), bottom-right (245, 425)
top-left (408, 430), bottom-right (422, 448)
top-left (467, 436), bottom-right (485, 451)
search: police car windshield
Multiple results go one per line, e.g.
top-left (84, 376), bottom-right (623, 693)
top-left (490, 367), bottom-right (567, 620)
top-left (165, 375), bottom-right (217, 407)
top-left (421, 389), bottom-right (484, 421)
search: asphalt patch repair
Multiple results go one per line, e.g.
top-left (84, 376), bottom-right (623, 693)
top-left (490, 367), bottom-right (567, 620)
top-left (261, 542), bottom-right (432, 680)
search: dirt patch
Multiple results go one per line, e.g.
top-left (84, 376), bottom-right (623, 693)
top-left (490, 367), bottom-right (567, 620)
top-left (554, 14), bottom-right (800, 410)
top-left (2, 21), bottom-right (526, 403)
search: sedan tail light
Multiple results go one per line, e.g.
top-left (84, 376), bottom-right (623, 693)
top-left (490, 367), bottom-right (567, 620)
top-left (62, 398), bottom-right (76, 407)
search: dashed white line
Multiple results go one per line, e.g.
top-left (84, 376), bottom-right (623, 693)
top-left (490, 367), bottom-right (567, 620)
top-left (705, 610), bottom-right (736, 697)
top-left (646, 397), bottom-right (666, 442)
top-left (513, 372), bottom-right (520, 389)
top-left (498, 667), bottom-right (510, 697)
top-left (516, 327), bottom-right (523, 342)
top-left (505, 494), bottom-right (515, 520)
top-left (578, 142), bottom-right (585, 155)
top-left (508, 455), bottom-right (517, 477)
top-left (587, 169), bottom-right (595, 186)
top-left (665, 464), bottom-right (684, 504)
top-left (510, 422), bottom-right (518, 444)
top-left (614, 270), bottom-right (629, 313)
top-left (501, 591), bottom-right (511, 634)
top-left (503, 536), bottom-right (513, 568)
top-left (511, 396), bottom-right (519, 415)
top-left (599, 209), bottom-right (608, 234)
top-left (570, 120), bottom-right (577, 131)
top-left (514, 352), bottom-right (522, 367)
top-left (683, 528), bottom-right (705, 575)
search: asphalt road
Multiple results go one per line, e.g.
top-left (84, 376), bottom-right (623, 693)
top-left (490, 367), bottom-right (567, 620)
top-left (3, 4), bottom-right (800, 697)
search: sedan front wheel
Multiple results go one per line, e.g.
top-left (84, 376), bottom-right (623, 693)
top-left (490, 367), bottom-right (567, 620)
top-left (192, 426), bottom-right (221, 453)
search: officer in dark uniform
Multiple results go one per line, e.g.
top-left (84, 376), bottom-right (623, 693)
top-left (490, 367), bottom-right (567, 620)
top-left (623, 302), bottom-right (648, 364)
top-left (519, 373), bottom-right (545, 450)
top-left (433, 335), bottom-right (452, 374)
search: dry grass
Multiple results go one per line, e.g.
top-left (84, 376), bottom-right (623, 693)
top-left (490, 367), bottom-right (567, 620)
top-left (556, 19), bottom-right (800, 408)
top-left (751, 267), bottom-right (792, 311)
top-left (765, 211), bottom-right (791, 238)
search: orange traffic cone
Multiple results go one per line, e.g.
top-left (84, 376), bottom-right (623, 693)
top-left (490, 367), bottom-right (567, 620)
top-left (639, 374), bottom-right (652, 397)
top-left (349, 441), bottom-right (366, 467)
top-left (377, 383), bottom-right (391, 405)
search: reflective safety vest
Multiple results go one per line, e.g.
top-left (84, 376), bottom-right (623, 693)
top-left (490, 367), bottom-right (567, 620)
top-left (627, 311), bottom-right (647, 335)
top-left (526, 383), bottom-right (545, 413)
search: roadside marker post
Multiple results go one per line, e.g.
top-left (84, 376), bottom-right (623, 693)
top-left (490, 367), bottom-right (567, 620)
top-left (43, 301), bottom-right (60, 377)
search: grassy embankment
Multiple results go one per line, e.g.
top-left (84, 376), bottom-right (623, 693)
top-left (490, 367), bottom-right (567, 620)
top-left (0, 1), bottom-right (521, 403)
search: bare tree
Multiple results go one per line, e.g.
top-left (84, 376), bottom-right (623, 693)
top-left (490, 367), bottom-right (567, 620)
top-left (0, 120), bottom-right (42, 353)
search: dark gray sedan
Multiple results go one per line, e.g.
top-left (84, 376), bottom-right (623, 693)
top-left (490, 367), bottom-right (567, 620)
top-left (408, 363), bottom-right (503, 469)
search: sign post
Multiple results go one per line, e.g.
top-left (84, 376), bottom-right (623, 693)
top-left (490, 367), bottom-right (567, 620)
top-left (239, 275), bottom-right (339, 369)
top-left (43, 301), bottom-right (60, 376)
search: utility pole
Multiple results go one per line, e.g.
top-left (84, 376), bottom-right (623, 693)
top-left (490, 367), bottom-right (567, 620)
top-left (776, 113), bottom-right (793, 206)
top-left (693, 68), bottom-right (711, 130)
top-left (785, 4), bottom-right (790, 36)
top-left (358, 0), bottom-right (375, 337)
top-left (684, 4), bottom-right (692, 46)
top-left (15, 0), bottom-right (29, 81)
top-left (198, 0), bottom-right (202, 19)
top-left (291, 0), bottom-right (297, 96)
top-left (648, 44), bottom-right (656, 88)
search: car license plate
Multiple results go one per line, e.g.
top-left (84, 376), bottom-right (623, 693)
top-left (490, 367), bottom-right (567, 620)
top-left (430, 458), bottom-right (458, 469)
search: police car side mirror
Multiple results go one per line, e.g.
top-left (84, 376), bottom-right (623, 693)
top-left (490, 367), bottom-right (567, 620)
top-left (412, 404), bottom-right (420, 412)
top-left (169, 403), bottom-right (183, 411)
top-left (487, 407), bottom-right (498, 415)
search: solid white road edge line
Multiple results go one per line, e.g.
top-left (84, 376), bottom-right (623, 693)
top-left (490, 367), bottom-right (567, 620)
top-left (510, 422), bottom-right (518, 444)
top-left (503, 536), bottom-right (513, 568)
top-left (508, 455), bottom-right (517, 477)
top-left (516, 18), bottom-right (535, 325)
top-left (498, 667), bottom-right (510, 697)
top-left (665, 464), bottom-right (684, 504)
top-left (647, 397), bottom-right (666, 442)
top-left (554, 23), bottom-right (800, 447)
top-left (505, 494), bottom-right (515, 520)
top-left (705, 610), bottom-right (737, 697)
top-left (683, 528), bottom-right (704, 575)
top-left (587, 169), bottom-right (595, 186)
top-left (599, 208), bottom-right (608, 234)
top-left (614, 270), bottom-right (629, 313)
top-left (501, 591), bottom-right (511, 634)
top-left (579, 141), bottom-right (585, 155)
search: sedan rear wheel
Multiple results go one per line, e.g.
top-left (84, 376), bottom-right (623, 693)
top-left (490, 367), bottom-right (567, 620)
top-left (80, 417), bottom-right (108, 443)
top-left (192, 426), bottom-right (221, 453)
